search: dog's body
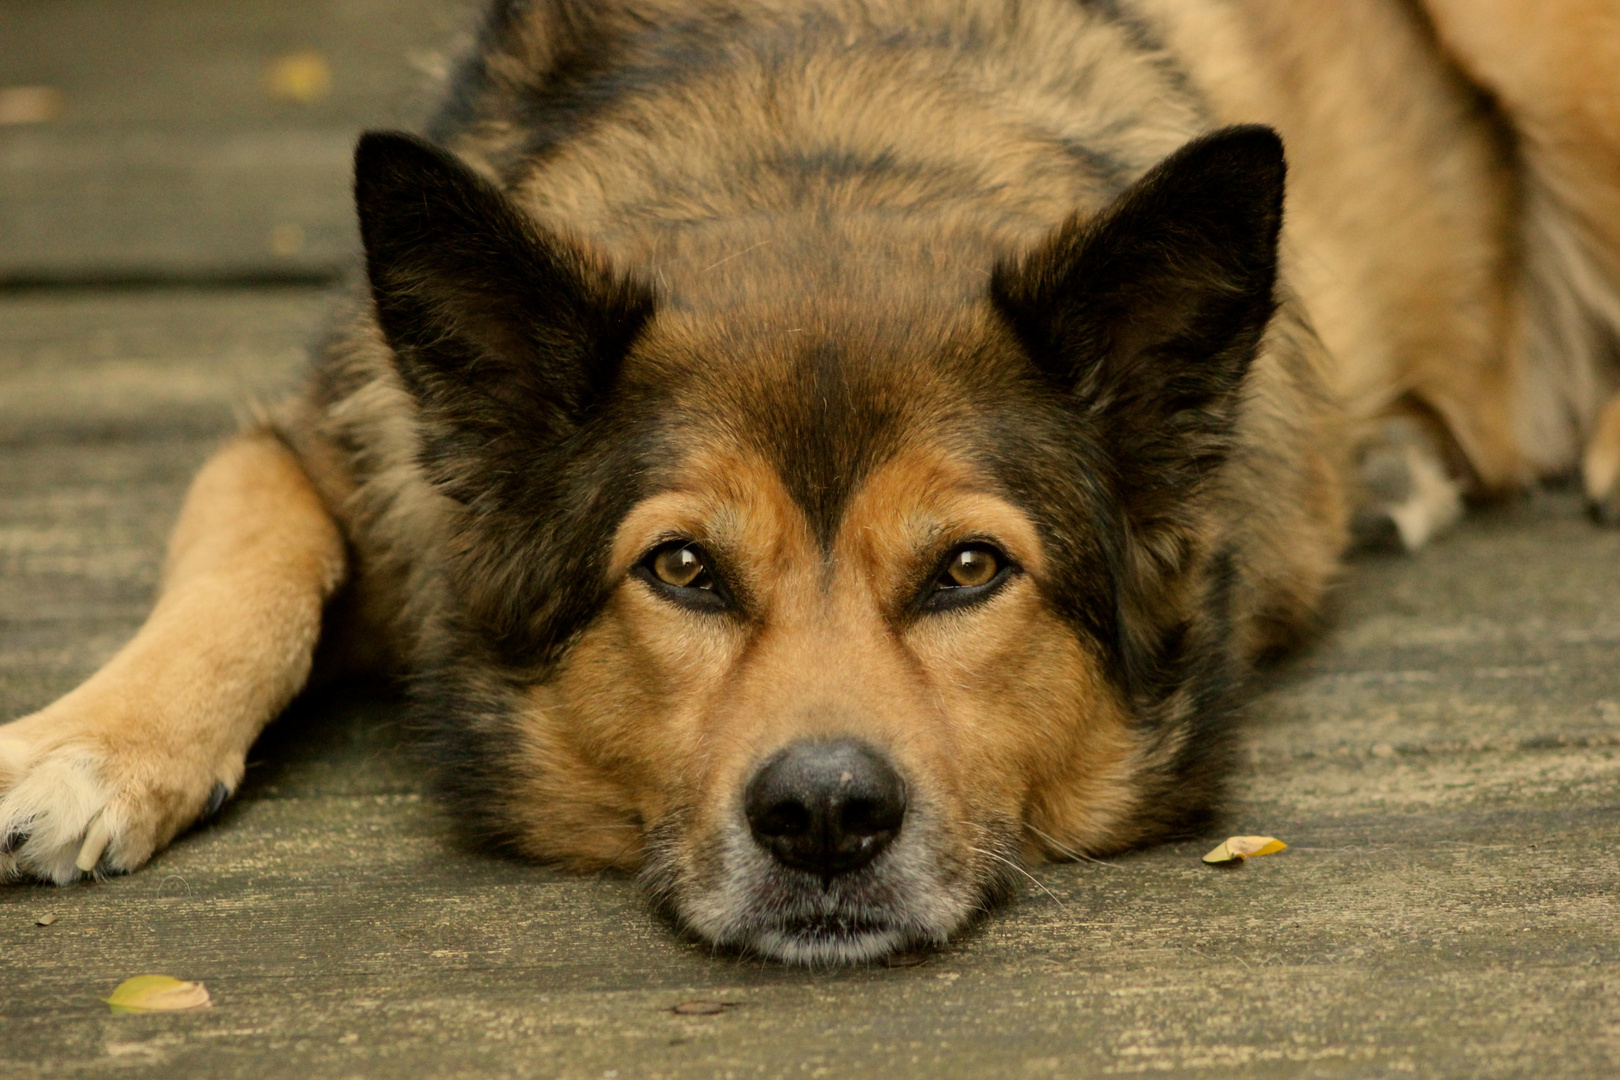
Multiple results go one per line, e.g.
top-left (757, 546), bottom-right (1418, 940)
top-left (4, 0), bottom-right (1619, 964)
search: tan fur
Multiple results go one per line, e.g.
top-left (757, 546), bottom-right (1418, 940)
top-left (1128, 0), bottom-right (1521, 495)
top-left (0, 433), bottom-right (346, 882)
top-left (1420, 0), bottom-right (1620, 501)
top-left (501, 427), bottom-right (1139, 880)
top-left (6, 0), bottom-right (1620, 962)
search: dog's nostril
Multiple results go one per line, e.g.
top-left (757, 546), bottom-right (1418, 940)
top-left (744, 738), bottom-right (906, 878)
top-left (841, 797), bottom-right (903, 837)
top-left (752, 800), bottom-right (811, 839)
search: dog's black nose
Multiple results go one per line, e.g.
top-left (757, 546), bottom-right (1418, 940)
top-left (744, 739), bottom-right (906, 878)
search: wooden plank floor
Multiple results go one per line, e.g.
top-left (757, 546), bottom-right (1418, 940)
top-left (0, 0), bottom-right (480, 283)
top-left (3, 4), bottom-right (1620, 1077)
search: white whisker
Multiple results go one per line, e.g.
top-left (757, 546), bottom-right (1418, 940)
top-left (967, 844), bottom-right (1065, 909)
top-left (1024, 822), bottom-right (1122, 869)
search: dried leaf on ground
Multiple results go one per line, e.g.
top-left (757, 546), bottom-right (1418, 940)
top-left (264, 51), bottom-right (332, 104)
top-left (104, 975), bottom-right (212, 1014)
top-left (0, 86), bottom-right (65, 125)
top-left (267, 223), bottom-right (306, 257)
top-left (1202, 835), bottom-right (1287, 865)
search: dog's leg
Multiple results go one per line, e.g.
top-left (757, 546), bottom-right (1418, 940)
top-left (1349, 410), bottom-right (1466, 553)
top-left (0, 431), bottom-right (346, 883)
top-left (1420, 1), bottom-right (1620, 278)
top-left (1423, 0), bottom-right (1620, 512)
top-left (1584, 393), bottom-right (1620, 524)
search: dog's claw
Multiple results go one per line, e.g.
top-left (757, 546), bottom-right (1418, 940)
top-left (74, 814), bottom-right (110, 875)
top-left (202, 782), bottom-right (230, 821)
top-left (0, 828), bottom-right (25, 857)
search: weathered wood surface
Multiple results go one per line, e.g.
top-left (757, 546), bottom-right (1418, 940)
top-left (2, 289), bottom-right (1618, 1078)
top-left (0, 0), bottom-right (480, 282)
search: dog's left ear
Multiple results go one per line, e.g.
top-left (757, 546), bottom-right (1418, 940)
top-left (354, 131), bottom-right (654, 468)
top-left (992, 125), bottom-right (1285, 522)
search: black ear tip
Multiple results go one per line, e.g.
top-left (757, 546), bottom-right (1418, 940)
top-left (355, 129), bottom-right (412, 169)
top-left (1221, 123), bottom-right (1284, 154)
top-left (1193, 124), bottom-right (1286, 183)
top-left (354, 130), bottom-right (454, 188)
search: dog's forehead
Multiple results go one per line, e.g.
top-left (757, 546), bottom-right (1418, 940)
top-left (608, 433), bottom-right (1047, 597)
top-left (631, 303), bottom-right (1014, 547)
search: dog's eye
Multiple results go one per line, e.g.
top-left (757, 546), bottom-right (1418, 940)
top-left (634, 541), bottom-right (732, 611)
top-left (944, 546), bottom-right (999, 588)
top-left (652, 545), bottom-right (711, 589)
top-left (919, 543), bottom-right (1014, 613)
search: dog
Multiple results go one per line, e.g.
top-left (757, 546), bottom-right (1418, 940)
top-left (3, 0), bottom-right (1618, 965)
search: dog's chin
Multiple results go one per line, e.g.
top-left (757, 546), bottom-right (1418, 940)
top-left (693, 882), bottom-right (953, 966)
top-left (647, 821), bottom-right (995, 966)
top-left (748, 919), bottom-right (919, 966)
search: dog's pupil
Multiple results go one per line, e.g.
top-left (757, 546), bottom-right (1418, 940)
top-left (655, 546), bottom-right (706, 588)
top-left (947, 548), bottom-right (997, 588)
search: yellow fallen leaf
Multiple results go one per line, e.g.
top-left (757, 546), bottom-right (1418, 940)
top-left (265, 51), bottom-right (332, 104)
top-left (1202, 835), bottom-right (1287, 864)
top-left (267, 222), bottom-right (306, 257)
top-left (104, 975), bottom-right (212, 1014)
top-left (0, 86), bottom-right (65, 125)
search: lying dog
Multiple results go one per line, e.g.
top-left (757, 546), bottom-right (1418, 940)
top-left (4, 0), bottom-right (1618, 964)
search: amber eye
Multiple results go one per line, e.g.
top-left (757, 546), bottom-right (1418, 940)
top-left (636, 541), bottom-right (731, 611)
top-left (651, 545), bottom-right (712, 590)
top-left (943, 546), bottom-right (1000, 588)
top-left (917, 543), bottom-right (1014, 613)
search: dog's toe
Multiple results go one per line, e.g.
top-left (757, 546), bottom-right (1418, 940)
top-left (0, 751), bottom-right (114, 884)
top-left (1583, 451), bottom-right (1620, 528)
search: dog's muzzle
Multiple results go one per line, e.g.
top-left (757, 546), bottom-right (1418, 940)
top-left (652, 737), bottom-right (991, 964)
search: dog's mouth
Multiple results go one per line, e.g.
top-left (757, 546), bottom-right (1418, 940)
top-left (667, 863), bottom-right (953, 965)
top-left (641, 806), bottom-right (1018, 966)
top-left (748, 914), bottom-right (919, 966)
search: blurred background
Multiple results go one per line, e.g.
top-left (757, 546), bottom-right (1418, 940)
top-left (0, 1), bottom-right (478, 717)
top-left (0, 0), bottom-right (481, 286)
top-left (4, 6), bottom-right (1620, 1076)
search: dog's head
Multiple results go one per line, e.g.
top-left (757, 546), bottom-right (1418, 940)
top-left (354, 125), bottom-right (1284, 963)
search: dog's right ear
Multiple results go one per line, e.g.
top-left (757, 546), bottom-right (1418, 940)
top-left (991, 125), bottom-right (1285, 692)
top-left (354, 131), bottom-right (654, 452)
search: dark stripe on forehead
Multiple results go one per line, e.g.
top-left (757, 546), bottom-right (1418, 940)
top-left (744, 339), bottom-right (907, 550)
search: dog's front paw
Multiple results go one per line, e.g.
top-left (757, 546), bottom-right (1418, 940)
top-left (0, 706), bottom-right (236, 885)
